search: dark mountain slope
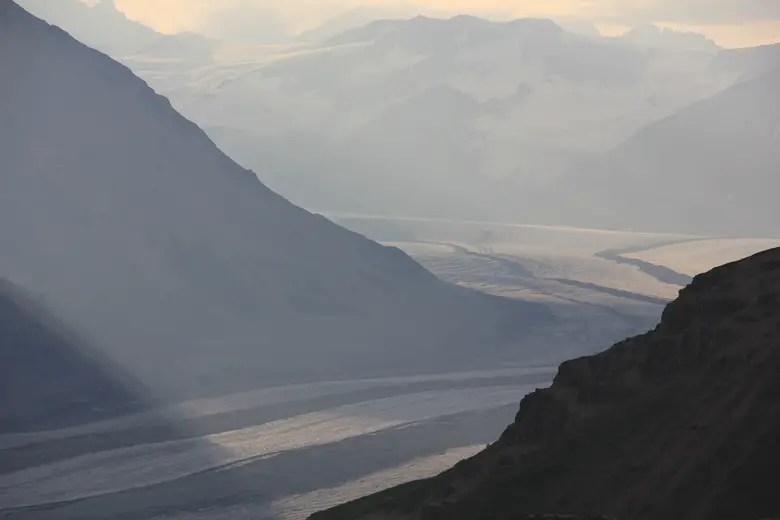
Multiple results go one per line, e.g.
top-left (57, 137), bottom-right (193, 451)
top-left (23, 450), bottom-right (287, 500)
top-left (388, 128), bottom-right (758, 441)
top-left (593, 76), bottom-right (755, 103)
top-left (0, 280), bottom-right (144, 433)
top-left (0, 2), bottom-right (550, 400)
top-left (553, 69), bottom-right (780, 236)
top-left (312, 247), bottom-right (780, 520)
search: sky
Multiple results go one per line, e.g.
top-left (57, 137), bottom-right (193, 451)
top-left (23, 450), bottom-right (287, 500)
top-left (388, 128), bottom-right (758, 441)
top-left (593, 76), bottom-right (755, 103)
top-left (110, 0), bottom-right (780, 48)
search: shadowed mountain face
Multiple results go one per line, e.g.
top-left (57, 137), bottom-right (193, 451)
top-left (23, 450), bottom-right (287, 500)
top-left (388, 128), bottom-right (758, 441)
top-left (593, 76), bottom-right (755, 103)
top-left (311, 247), bottom-right (780, 520)
top-left (0, 2), bottom-right (551, 400)
top-left (548, 68), bottom-right (780, 237)
top-left (0, 280), bottom-right (144, 433)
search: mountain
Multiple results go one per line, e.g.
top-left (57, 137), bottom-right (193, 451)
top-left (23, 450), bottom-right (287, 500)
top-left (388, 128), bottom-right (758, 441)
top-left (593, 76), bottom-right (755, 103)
top-left (35, 7), bottom-right (771, 236)
top-left (0, 2), bottom-right (551, 403)
top-left (299, 6), bottom-right (511, 43)
top-left (552, 18), bottom-right (601, 38)
top-left (48, 11), bottom-right (769, 231)
top-left (325, 15), bottom-right (566, 50)
top-left (175, 14), bottom-right (733, 223)
top-left (714, 43), bottom-right (780, 80)
top-left (549, 68), bottom-right (780, 236)
top-left (15, 0), bottom-right (160, 56)
top-left (298, 6), bottom-right (424, 43)
top-left (621, 24), bottom-right (720, 54)
top-left (311, 246), bottom-right (780, 520)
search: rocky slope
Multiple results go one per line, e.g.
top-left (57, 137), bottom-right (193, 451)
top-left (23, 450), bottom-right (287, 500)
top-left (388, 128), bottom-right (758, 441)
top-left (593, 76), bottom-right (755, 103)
top-left (0, 1), bottom-right (550, 407)
top-left (311, 247), bottom-right (780, 520)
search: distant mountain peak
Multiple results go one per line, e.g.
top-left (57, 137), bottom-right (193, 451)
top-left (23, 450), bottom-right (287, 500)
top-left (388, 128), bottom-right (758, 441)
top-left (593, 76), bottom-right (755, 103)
top-left (507, 17), bottom-right (563, 31)
top-left (623, 23), bottom-right (720, 53)
top-left (326, 14), bottom-right (565, 49)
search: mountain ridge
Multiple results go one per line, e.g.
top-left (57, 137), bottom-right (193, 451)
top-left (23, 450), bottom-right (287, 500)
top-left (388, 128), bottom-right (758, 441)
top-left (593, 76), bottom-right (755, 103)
top-left (620, 24), bottom-right (720, 53)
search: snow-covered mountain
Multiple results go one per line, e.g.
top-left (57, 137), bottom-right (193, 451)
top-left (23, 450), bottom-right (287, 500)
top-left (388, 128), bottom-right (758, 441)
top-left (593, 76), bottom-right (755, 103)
top-left (620, 24), bottom-right (720, 54)
top-left (119, 15), bottom-right (740, 223)
top-left (0, 2), bottom-right (551, 403)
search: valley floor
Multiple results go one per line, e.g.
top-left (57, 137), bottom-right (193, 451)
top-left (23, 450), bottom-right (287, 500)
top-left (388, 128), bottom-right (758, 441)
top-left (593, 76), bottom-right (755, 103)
top-left (1, 368), bottom-right (550, 519)
top-left (3, 217), bottom-right (777, 520)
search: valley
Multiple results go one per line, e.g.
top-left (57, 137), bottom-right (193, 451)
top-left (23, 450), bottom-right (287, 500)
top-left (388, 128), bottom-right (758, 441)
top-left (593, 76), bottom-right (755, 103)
top-left (5, 211), bottom-right (776, 519)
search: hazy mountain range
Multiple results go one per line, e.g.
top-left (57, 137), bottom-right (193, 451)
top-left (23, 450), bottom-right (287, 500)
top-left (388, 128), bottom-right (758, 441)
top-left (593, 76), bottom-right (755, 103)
top-left (0, 1), bottom-right (551, 411)
top-left (130, 16), bottom-right (778, 236)
top-left (20, 1), bottom-right (780, 237)
top-left (192, 14), bottom-right (734, 211)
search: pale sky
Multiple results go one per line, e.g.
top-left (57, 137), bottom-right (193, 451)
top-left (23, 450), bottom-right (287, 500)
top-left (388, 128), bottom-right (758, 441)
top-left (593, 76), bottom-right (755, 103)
top-left (112, 0), bottom-right (780, 48)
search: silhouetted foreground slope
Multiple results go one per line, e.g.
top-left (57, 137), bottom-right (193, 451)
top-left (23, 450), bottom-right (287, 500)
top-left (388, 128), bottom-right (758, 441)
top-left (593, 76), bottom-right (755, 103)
top-left (312, 248), bottom-right (780, 520)
top-left (0, 2), bottom-right (550, 400)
